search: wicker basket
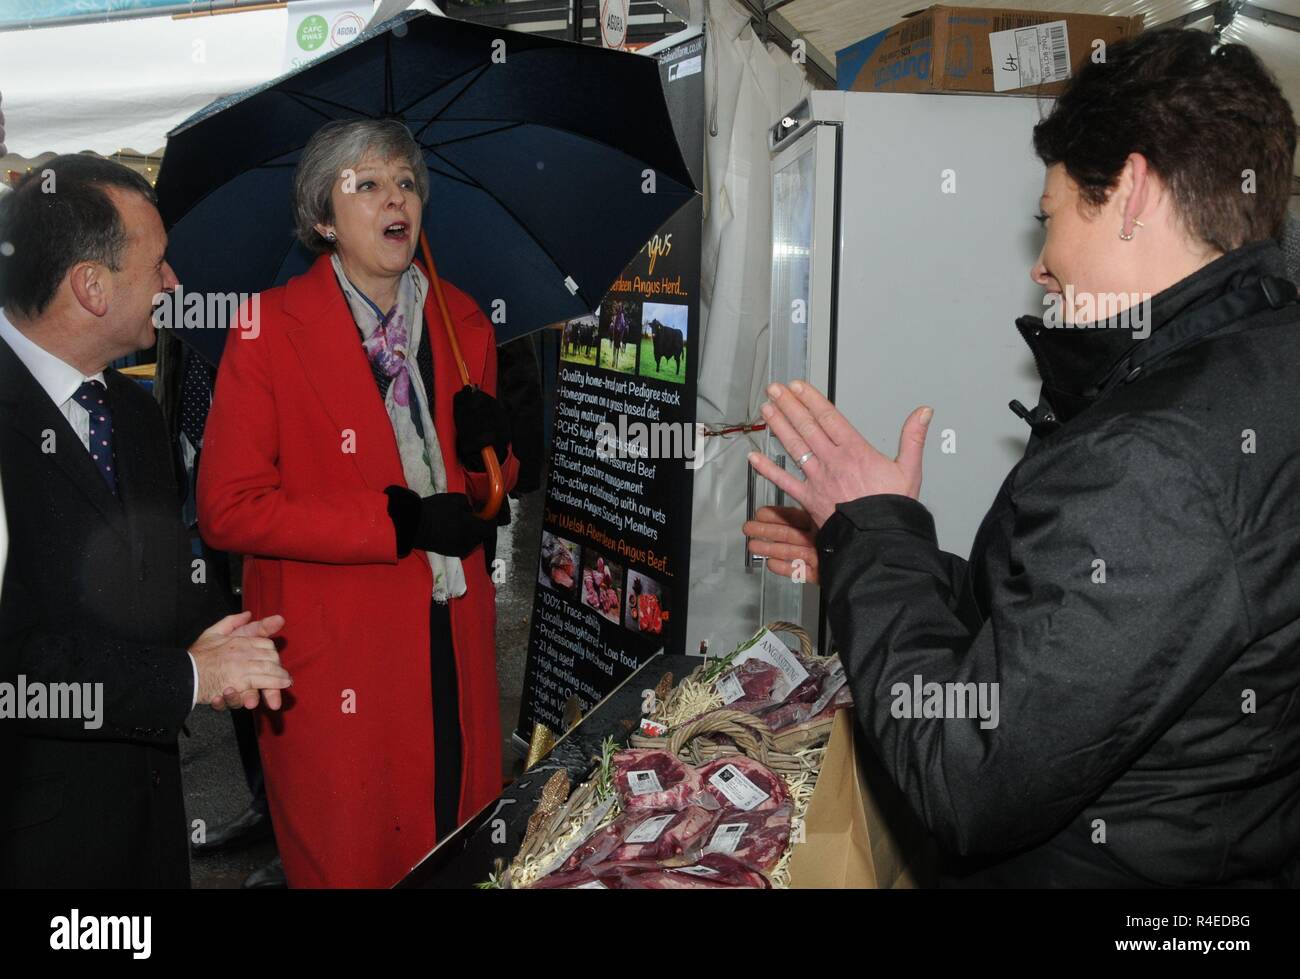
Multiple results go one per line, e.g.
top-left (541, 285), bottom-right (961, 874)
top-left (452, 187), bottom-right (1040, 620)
top-left (505, 622), bottom-right (838, 888)
top-left (628, 621), bottom-right (837, 771)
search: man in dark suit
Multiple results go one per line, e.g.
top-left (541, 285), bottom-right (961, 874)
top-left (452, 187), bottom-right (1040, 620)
top-left (0, 155), bottom-right (292, 888)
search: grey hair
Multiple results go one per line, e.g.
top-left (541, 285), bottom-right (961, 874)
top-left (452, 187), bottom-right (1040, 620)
top-left (292, 118), bottom-right (428, 254)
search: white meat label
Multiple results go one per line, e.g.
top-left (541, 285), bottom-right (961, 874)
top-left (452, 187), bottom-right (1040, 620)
top-left (734, 628), bottom-right (810, 701)
top-left (674, 864), bottom-right (720, 877)
top-left (708, 764), bottom-right (770, 811)
top-left (624, 812), bottom-right (676, 844)
top-left (715, 671), bottom-right (745, 705)
top-left (574, 880), bottom-right (608, 889)
top-left (989, 20), bottom-right (1071, 92)
top-left (626, 769), bottom-right (665, 796)
top-left (706, 822), bottom-right (748, 855)
top-left (804, 659), bottom-right (848, 717)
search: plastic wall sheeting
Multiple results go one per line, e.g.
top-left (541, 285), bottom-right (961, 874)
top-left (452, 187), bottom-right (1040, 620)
top-left (681, 0), bottom-right (811, 654)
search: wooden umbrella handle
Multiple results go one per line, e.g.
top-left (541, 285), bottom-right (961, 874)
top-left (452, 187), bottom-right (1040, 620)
top-left (419, 230), bottom-right (505, 521)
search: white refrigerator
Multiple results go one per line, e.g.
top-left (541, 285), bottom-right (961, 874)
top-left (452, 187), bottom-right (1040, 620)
top-left (750, 89), bottom-right (1051, 652)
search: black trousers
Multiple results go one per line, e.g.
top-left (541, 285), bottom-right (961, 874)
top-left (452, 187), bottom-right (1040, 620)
top-left (429, 599), bottom-right (463, 841)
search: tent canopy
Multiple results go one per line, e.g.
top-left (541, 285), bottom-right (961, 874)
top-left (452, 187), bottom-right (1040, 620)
top-left (0, 0), bottom-right (439, 158)
top-left (1, 0), bottom-right (1296, 166)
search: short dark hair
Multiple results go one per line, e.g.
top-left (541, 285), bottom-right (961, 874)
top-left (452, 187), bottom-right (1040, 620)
top-left (1032, 29), bottom-right (1296, 252)
top-left (0, 154), bottom-right (158, 318)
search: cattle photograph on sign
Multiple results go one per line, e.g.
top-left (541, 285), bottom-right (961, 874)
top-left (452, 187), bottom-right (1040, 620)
top-left (638, 301), bottom-right (689, 383)
top-left (598, 298), bottom-right (640, 374)
top-left (559, 310), bottom-right (599, 366)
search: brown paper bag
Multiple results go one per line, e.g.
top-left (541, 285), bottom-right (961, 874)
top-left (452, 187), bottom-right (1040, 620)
top-left (787, 710), bottom-right (937, 888)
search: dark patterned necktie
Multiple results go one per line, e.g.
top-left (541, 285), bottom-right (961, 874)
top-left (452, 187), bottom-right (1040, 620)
top-left (74, 379), bottom-right (117, 495)
top-left (179, 351), bottom-right (215, 448)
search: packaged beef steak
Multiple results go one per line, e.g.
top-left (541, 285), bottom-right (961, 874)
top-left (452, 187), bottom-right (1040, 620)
top-left (612, 852), bottom-right (771, 889)
top-left (612, 749), bottom-right (704, 812)
top-left (757, 659), bottom-right (850, 732)
top-left (528, 865), bottom-right (621, 889)
top-left (713, 658), bottom-right (784, 713)
top-left (701, 803), bottom-right (793, 873)
top-left (565, 805), bottom-right (718, 871)
top-left (697, 756), bottom-right (789, 813)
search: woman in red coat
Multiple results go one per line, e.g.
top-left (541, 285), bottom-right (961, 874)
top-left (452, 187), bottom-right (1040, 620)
top-left (198, 119), bottom-right (518, 887)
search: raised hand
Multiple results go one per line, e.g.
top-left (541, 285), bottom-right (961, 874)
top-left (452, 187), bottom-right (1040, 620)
top-left (747, 381), bottom-right (932, 529)
top-left (742, 505), bottom-right (820, 583)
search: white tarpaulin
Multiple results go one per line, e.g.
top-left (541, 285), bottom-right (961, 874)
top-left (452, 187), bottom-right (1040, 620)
top-left (0, 0), bottom-right (439, 157)
top-left (664, 0), bottom-right (811, 649)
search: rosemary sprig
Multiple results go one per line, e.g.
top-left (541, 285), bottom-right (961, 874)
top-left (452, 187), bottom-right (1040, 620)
top-left (593, 735), bottom-right (618, 802)
top-left (699, 626), bottom-right (766, 685)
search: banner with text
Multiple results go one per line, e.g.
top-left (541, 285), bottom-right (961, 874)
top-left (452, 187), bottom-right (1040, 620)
top-left (517, 33), bottom-right (705, 742)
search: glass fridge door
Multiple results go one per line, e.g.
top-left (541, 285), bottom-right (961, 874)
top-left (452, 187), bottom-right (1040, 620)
top-left (760, 121), bottom-right (838, 646)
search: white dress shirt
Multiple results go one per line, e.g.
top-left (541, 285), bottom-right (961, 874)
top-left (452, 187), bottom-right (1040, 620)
top-left (0, 307), bottom-right (200, 709)
top-left (0, 306), bottom-right (104, 450)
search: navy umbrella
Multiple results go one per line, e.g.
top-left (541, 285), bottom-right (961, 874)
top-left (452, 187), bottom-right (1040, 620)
top-left (154, 9), bottom-right (697, 366)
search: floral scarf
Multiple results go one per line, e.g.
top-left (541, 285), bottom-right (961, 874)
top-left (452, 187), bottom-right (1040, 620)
top-left (330, 254), bottom-right (466, 602)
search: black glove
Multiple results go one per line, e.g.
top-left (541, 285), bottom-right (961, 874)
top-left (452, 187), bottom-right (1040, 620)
top-left (385, 486), bottom-right (495, 559)
top-left (452, 385), bottom-right (511, 472)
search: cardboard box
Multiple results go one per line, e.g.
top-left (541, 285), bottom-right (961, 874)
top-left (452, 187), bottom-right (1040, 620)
top-left (836, 5), bottom-right (1144, 97)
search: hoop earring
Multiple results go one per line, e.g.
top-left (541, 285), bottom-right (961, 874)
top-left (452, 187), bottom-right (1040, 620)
top-left (1119, 219), bottom-right (1144, 241)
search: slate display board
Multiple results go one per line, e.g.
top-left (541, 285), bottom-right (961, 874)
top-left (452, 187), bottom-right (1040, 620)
top-left (516, 33), bottom-right (706, 743)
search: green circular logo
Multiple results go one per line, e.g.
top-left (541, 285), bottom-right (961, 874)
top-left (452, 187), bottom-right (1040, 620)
top-left (297, 15), bottom-right (328, 52)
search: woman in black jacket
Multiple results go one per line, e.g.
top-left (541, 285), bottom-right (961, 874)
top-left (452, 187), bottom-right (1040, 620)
top-left (745, 29), bottom-right (1300, 887)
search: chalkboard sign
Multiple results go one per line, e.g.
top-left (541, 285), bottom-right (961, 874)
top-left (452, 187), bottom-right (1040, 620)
top-left (517, 33), bottom-right (706, 742)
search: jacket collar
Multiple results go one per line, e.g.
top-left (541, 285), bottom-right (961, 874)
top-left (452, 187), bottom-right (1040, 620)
top-left (282, 250), bottom-right (348, 326)
top-left (0, 308), bottom-right (107, 409)
top-left (1013, 241), bottom-right (1297, 431)
top-left (279, 253), bottom-right (408, 495)
top-left (0, 332), bottom-right (130, 536)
